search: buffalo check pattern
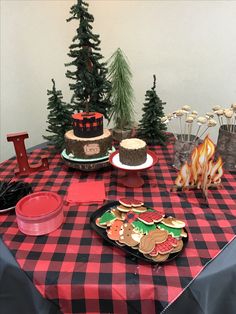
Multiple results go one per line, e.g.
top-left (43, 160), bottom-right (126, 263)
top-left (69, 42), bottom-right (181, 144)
top-left (0, 143), bottom-right (236, 314)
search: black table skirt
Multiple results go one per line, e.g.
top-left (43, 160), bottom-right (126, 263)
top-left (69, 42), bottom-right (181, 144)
top-left (0, 237), bottom-right (61, 314)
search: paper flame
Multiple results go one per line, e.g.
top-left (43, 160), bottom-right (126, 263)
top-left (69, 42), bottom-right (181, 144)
top-left (175, 136), bottom-right (223, 190)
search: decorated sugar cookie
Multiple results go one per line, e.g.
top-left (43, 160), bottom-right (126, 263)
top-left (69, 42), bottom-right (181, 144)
top-left (138, 210), bottom-right (164, 225)
top-left (149, 235), bottom-right (178, 256)
top-left (143, 253), bottom-right (153, 260)
top-left (117, 204), bottom-right (131, 212)
top-left (171, 239), bottom-right (184, 253)
top-left (111, 208), bottom-right (126, 220)
top-left (132, 206), bottom-right (147, 213)
top-left (139, 229), bottom-right (169, 254)
top-left (143, 253), bottom-right (170, 262)
top-left (119, 223), bottom-right (143, 247)
top-left (132, 220), bottom-right (156, 234)
top-left (157, 222), bottom-right (183, 238)
top-left (162, 217), bottom-right (185, 229)
top-left (95, 218), bottom-right (107, 229)
top-left (119, 198), bottom-right (144, 208)
top-left (124, 211), bottom-right (139, 223)
top-left (107, 220), bottom-right (124, 241)
top-left (150, 253), bottom-right (170, 262)
top-left (115, 240), bottom-right (125, 246)
top-left (119, 198), bottom-right (132, 208)
top-left (181, 229), bottom-right (188, 238)
top-left (99, 211), bottom-right (116, 225)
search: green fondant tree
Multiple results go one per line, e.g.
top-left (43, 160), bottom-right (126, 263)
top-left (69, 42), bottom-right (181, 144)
top-left (65, 0), bottom-right (111, 118)
top-left (137, 75), bottom-right (167, 145)
top-left (108, 48), bottom-right (134, 130)
top-left (43, 79), bottom-right (72, 150)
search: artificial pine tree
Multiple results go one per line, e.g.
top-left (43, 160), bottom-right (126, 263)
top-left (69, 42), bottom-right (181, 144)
top-left (108, 48), bottom-right (134, 130)
top-left (43, 79), bottom-right (72, 150)
top-left (137, 75), bottom-right (167, 145)
top-left (65, 0), bottom-right (111, 118)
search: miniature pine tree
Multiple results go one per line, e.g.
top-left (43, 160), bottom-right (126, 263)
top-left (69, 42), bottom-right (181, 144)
top-left (43, 79), bottom-right (72, 150)
top-left (108, 48), bottom-right (134, 130)
top-left (65, 0), bottom-right (111, 118)
top-left (137, 75), bottom-right (167, 145)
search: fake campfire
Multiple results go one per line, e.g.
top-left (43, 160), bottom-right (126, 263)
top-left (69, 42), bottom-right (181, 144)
top-left (172, 136), bottom-right (223, 198)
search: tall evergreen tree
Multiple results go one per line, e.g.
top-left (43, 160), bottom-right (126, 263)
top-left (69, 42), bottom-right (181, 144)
top-left (43, 79), bottom-right (72, 150)
top-left (65, 0), bottom-right (111, 118)
top-left (108, 48), bottom-right (134, 130)
top-left (138, 75), bottom-right (167, 145)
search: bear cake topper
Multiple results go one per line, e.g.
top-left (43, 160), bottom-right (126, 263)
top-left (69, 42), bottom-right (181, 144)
top-left (172, 135), bottom-right (223, 198)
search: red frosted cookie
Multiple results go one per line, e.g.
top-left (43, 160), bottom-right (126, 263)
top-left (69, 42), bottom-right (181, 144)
top-left (139, 229), bottom-right (168, 254)
top-left (150, 235), bottom-right (178, 256)
top-left (119, 198), bottom-right (144, 208)
top-left (171, 239), bottom-right (184, 253)
top-left (138, 211), bottom-right (164, 225)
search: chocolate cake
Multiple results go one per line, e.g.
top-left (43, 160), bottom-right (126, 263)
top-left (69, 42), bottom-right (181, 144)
top-left (65, 112), bottom-right (112, 159)
top-left (119, 138), bottom-right (147, 166)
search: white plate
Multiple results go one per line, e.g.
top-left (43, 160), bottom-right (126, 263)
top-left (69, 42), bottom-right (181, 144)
top-left (112, 153), bottom-right (154, 170)
top-left (61, 146), bottom-right (116, 163)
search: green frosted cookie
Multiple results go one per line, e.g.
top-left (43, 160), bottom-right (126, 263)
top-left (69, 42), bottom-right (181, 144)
top-left (157, 223), bottom-right (182, 237)
top-left (132, 220), bottom-right (156, 234)
top-left (99, 211), bottom-right (116, 225)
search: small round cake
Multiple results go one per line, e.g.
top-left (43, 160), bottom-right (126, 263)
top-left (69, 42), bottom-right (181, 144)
top-left (119, 138), bottom-right (147, 166)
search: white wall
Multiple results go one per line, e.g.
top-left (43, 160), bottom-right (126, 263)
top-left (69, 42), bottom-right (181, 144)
top-left (1, 0), bottom-right (236, 162)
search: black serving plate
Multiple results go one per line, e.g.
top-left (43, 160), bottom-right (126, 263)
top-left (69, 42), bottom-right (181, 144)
top-left (90, 201), bottom-right (188, 264)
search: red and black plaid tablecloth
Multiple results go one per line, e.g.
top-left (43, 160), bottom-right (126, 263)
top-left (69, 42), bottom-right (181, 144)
top-left (0, 144), bottom-right (236, 314)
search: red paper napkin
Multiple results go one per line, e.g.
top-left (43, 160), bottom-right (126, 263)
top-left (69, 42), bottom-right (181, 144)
top-left (66, 181), bottom-right (106, 204)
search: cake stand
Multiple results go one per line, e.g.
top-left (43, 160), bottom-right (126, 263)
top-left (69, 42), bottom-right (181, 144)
top-left (109, 150), bottom-right (158, 188)
top-left (61, 147), bottom-right (115, 172)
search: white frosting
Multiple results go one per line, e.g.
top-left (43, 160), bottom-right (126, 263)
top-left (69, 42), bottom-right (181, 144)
top-left (120, 138), bottom-right (146, 150)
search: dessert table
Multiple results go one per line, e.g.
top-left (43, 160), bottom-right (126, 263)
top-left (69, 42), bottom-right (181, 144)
top-left (0, 142), bottom-right (236, 314)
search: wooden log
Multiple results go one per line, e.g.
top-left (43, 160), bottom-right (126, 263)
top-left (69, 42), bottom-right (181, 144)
top-left (65, 129), bottom-right (112, 159)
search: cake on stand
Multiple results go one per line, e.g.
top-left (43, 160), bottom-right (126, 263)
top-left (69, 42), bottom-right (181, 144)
top-left (61, 146), bottom-right (115, 171)
top-left (62, 111), bottom-right (114, 171)
top-left (109, 150), bottom-right (158, 188)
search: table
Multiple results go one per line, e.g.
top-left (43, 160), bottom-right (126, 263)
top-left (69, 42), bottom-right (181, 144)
top-left (0, 143), bottom-right (236, 314)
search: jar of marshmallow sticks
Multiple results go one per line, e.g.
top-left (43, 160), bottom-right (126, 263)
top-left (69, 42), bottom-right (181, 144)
top-left (172, 134), bottom-right (202, 169)
top-left (214, 104), bottom-right (236, 171)
top-left (163, 105), bottom-right (217, 169)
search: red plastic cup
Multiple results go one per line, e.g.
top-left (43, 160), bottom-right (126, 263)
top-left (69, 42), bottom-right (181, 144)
top-left (16, 191), bottom-right (64, 236)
